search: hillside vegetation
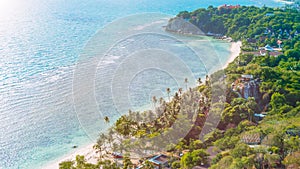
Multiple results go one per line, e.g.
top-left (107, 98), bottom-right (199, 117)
top-left (59, 5), bottom-right (300, 169)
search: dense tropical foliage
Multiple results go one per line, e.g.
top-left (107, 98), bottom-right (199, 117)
top-left (59, 5), bottom-right (300, 169)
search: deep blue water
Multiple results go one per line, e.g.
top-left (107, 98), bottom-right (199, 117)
top-left (0, 0), bottom-right (285, 168)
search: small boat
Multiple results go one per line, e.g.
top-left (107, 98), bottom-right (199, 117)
top-left (72, 145), bottom-right (78, 148)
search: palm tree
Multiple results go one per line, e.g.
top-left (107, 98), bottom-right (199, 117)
top-left (147, 110), bottom-right (155, 121)
top-left (122, 122), bottom-right (131, 136)
top-left (159, 97), bottom-right (164, 105)
top-left (205, 75), bottom-right (210, 86)
top-left (264, 153), bottom-right (280, 168)
top-left (174, 92), bottom-right (180, 101)
top-left (93, 143), bottom-right (103, 158)
top-left (152, 96), bottom-right (157, 110)
top-left (166, 88), bottom-right (171, 102)
top-left (135, 112), bottom-right (142, 122)
top-left (197, 78), bottom-right (202, 86)
top-left (123, 154), bottom-right (133, 169)
top-left (144, 160), bottom-right (155, 169)
top-left (98, 133), bottom-right (107, 141)
top-left (199, 97), bottom-right (205, 108)
top-left (75, 155), bottom-right (86, 168)
top-left (184, 78), bottom-right (188, 91)
top-left (246, 97), bottom-right (257, 122)
top-left (178, 88), bottom-right (183, 96)
top-left (104, 116), bottom-right (110, 123)
top-left (128, 109), bottom-right (134, 120)
top-left (112, 142), bottom-right (118, 152)
top-left (107, 128), bottom-right (114, 148)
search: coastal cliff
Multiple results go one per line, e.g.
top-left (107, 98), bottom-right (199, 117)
top-left (165, 17), bottom-right (205, 35)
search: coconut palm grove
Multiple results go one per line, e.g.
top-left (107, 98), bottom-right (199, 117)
top-left (59, 4), bottom-right (300, 169)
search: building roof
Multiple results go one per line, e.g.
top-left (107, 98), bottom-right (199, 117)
top-left (241, 133), bottom-right (261, 145)
top-left (148, 154), bottom-right (169, 165)
top-left (286, 128), bottom-right (300, 137)
top-left (218, 4), bottom-right (240, 10)
top-left (241, 74), bottom-right (253, 79)
top-left (265, 45), bottom-right (274, 51)
top-left (192, 166), bottom-right (207, 169)
top-left (265, 13), bottom-right (274, 16)
top-left (277, 40), bottom-right (282, 44)
top-left (254, 113), bottom-right (266, 118)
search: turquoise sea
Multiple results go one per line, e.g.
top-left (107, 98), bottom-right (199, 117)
top-left (0, 0), bottom-right (285, 168)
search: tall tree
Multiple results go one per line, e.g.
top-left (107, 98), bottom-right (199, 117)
top-left (270, 92), bottom-right (286, 111)
top-left (152, 96), bottom-right (157, 110)
top-left (178, 88), bottom-right (183, 96)
top-left (205, 75), bottom-right (210, 86)
top-left (245, 97), bottom-right (257, 122)
top-left (185, 78), bottom-right (189, 91)
top-left (123, 154), bottom-right (133, 169)
top-left (197, 78), bottom-right (202, 86)
top-left (166, 88), bottom-right (171, 102)
top-left (59, 161), bottom-right (74, 169)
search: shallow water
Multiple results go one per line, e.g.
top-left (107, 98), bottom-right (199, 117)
top-left (0, 0), bottom-right (285, 168)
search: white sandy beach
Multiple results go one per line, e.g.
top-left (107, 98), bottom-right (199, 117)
top-left (44, 143), bottom-right (99, 169)
top-left (223, 41), bottom-right (242, 68)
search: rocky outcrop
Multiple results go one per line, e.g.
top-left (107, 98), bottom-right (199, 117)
top-left (165, 17), bottom-right (205, 35)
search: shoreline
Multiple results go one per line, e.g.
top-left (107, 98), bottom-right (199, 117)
top-left (43, 143), bottom-right (98, 169)
top-left (43, 35), bottom-right (241, 169)
top-left (223, 40), bottom-right (242, 69)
